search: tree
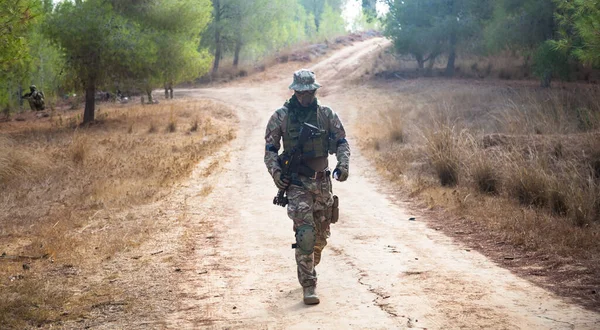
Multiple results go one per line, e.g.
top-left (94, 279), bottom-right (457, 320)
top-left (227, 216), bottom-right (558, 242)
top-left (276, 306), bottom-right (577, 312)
top-left (230, 0), bottom-right (269, 68)
top-left (204, 0), bottom-right (311, 75)
top-left (300, 0), bottom-right (344, 32)
top-left (362, 0), bottom-right (378, 23)
top-left (553, 0), bottom-right (600, 67)
top-left (383, 0), bottom-right (444, 70)
top-left (204, 0), bottom-right (257, 76)
top-left (45, 0), bottom-right (213, 123)
top-left (202, 0), bottom-right (347, 76)
top-left (383, 0), bottom-right (491, 76)
top-left (434, 0), bottom-right (492, 76)
top-left (45, 0), bottom-right (154, 123)
top-left (26, 1), bottom-right (64, 102)
top-left (533, 40), bottom-right (570, 87)
top-left (483, 0), bottom-right (556, 55)
top-left (209, 0), bottom-right (225, 77)
top-left (317, 3), bottom-right (346, 39)
top-left (134, 0), bottom-right (213, 101)
top-left (482, 0), bottom-right (578, 87)
top-left (0, 0), bottom-right (40, 108)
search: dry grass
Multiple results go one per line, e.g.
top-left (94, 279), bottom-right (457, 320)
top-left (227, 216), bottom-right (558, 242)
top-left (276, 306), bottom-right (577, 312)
top-left (507, 163), bottom-right (550, 208)
top-left (190, 116), bottom-right (199, 132)
top-left (356, 80), bottom-right (600, 257)
top-left (368, 47), bottom-right (531, 80)
top-left (0, 99), bottom-right (237, 328)
top-left (422, 124), bottom-right (469, 187)
top-left (166, 113), bottom-right (177, 133)
top-left (454, 53), bottom-right (531, 80)
top-left (354, 78), bottom-right (600, 308)
top-left (369, 46), bottom-right (600, 84)
top-left (470, 151), bottom-right (500, 195)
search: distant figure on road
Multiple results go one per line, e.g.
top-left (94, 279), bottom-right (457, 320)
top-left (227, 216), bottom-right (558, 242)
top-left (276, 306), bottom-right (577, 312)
top-left (264, 69), bottom-right (351, 305)
top-left (22, 85), bottom-right (45, 111)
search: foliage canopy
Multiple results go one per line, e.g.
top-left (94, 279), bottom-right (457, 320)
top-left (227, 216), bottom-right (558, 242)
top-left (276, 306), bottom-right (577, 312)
top-left (44, 0), bottom-right (213, 123)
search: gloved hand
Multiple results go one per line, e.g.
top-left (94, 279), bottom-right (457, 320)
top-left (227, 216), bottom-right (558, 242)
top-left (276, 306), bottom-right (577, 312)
top-left (273, 171), bottom-right (289, 190)
top-left (332, 167), bottom-right (348, 182)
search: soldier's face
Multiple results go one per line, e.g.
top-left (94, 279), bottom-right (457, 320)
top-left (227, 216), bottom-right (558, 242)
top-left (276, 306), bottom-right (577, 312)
top-left (295, 90), bottom-right (316, 107)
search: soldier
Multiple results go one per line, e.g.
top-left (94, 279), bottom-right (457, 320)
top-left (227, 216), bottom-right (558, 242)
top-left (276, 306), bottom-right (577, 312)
top-left (264, 69), bottom-right (350, 305)
top-left (22, 85), bottom-right (45, 111)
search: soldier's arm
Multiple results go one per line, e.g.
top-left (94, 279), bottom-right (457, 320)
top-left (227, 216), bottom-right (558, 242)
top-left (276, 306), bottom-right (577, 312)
top-left (328, 109), bottom-right (350, 172)
top-left (264, 108), bottom-right (285, 177)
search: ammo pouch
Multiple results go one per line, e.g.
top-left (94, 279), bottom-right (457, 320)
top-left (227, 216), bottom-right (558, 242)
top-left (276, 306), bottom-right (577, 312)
top-left (277, 153), bottom-right (316, 183)
top-left (331, 195), bottom-right (339, 224)
top-left (328, 136), bottom-right (337, 154)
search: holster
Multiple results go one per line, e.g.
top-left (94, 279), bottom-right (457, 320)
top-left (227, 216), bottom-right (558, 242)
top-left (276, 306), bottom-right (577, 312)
top-left (331, 195), bottom-right (339, 224)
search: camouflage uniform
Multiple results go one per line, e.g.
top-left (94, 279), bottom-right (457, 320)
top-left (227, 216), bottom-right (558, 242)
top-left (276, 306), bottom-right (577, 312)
top-left (264, 70), bottom-right (350, 290)
top-left (22, 85), bottom-right (45, 111)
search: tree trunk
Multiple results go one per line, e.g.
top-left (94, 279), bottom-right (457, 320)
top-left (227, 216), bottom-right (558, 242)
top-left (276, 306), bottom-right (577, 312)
top-left (164, 83), bottom-right (173, 99)
top-left (212, 32), bottom-right (222, 78)
top-left (426, 54), bottom-right (437, 76)
top-left (233, 41), bottom-right (242, 68)
top-left (416, 54), bottom-right (425, 70)
top-left (211, 0), bottom-right (221, 78)
top-left (313, 0), bottom-right (320, 31)
top-left (524, 54), bottom-right (531, 69)
top-left (18, 85), bottom-right (23, 108)
top-left (445, 51), bottom-right (456, 77)
top-left (541, 70), bottom-right (552, 88)
top-left (445, 34), bottom-right (457, 77)
top-left (146, 89), bottom-right (153, 103)
top-left (83, 82), bottom-right (95, 124)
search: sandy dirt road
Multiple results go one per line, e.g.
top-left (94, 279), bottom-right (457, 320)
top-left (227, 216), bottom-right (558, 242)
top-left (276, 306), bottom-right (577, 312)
top-left (166, 38), bottom-right (600, 329)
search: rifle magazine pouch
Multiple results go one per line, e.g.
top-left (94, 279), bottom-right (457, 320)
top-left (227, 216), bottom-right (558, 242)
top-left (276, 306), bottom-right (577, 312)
top-left (331, 195), bottom-right (339, 224)
top-left (328, 136), bottom-right (337, 154)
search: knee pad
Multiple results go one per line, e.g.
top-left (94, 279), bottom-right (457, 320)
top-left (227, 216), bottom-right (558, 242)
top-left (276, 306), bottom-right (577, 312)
top-left (295, 224), bottom-right (316, 255)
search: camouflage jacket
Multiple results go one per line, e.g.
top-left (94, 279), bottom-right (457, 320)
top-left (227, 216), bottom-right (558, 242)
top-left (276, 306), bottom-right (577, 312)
top-left (23, 90), bottom-right (44, 100)
top-left (264, 99), bottom-right (350, 177)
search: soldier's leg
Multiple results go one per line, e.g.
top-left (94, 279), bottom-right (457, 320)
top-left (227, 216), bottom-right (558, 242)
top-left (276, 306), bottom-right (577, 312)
top-left (287, 185), bottom-right (316, 288)
top-left (313, 175), bottom-right (334, 267)
top-left (34, 100), bottom-right (45, 111)
top-left (313, 210), bottom-right (329, 267)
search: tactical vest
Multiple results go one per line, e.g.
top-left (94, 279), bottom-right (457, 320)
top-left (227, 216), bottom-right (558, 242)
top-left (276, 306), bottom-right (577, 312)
top-left (282, 104), bottom-right (330, 159)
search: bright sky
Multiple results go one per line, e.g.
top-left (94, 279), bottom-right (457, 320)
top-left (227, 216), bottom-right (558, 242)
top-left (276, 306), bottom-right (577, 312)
top-left (342, 0), bottom-right (389, 30)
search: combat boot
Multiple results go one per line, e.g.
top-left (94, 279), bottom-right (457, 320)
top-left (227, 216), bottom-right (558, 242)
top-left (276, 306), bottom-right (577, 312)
top-left (303, 285), bottom-right (320, 305)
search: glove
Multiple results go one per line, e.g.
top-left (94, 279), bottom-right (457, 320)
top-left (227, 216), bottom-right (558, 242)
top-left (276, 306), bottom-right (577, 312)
top-left (273, 171), bottom-right (289, 190)
top-left (332, 167), bottom-right (348, 182)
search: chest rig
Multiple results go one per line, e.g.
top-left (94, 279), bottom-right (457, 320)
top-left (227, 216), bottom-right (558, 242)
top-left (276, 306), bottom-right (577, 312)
top-left (282, 103), bottom-right (330, 159)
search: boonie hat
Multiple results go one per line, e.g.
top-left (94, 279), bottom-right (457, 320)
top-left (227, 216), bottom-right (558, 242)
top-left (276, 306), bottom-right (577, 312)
top-left (289, 69), bottom-right (321, 91)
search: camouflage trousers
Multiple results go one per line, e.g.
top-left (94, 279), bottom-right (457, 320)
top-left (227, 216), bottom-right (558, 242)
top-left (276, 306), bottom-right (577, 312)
top-left (27, 98), bottom-right (45, 111)
top-left (287, 174), bottom-right (334, 288)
